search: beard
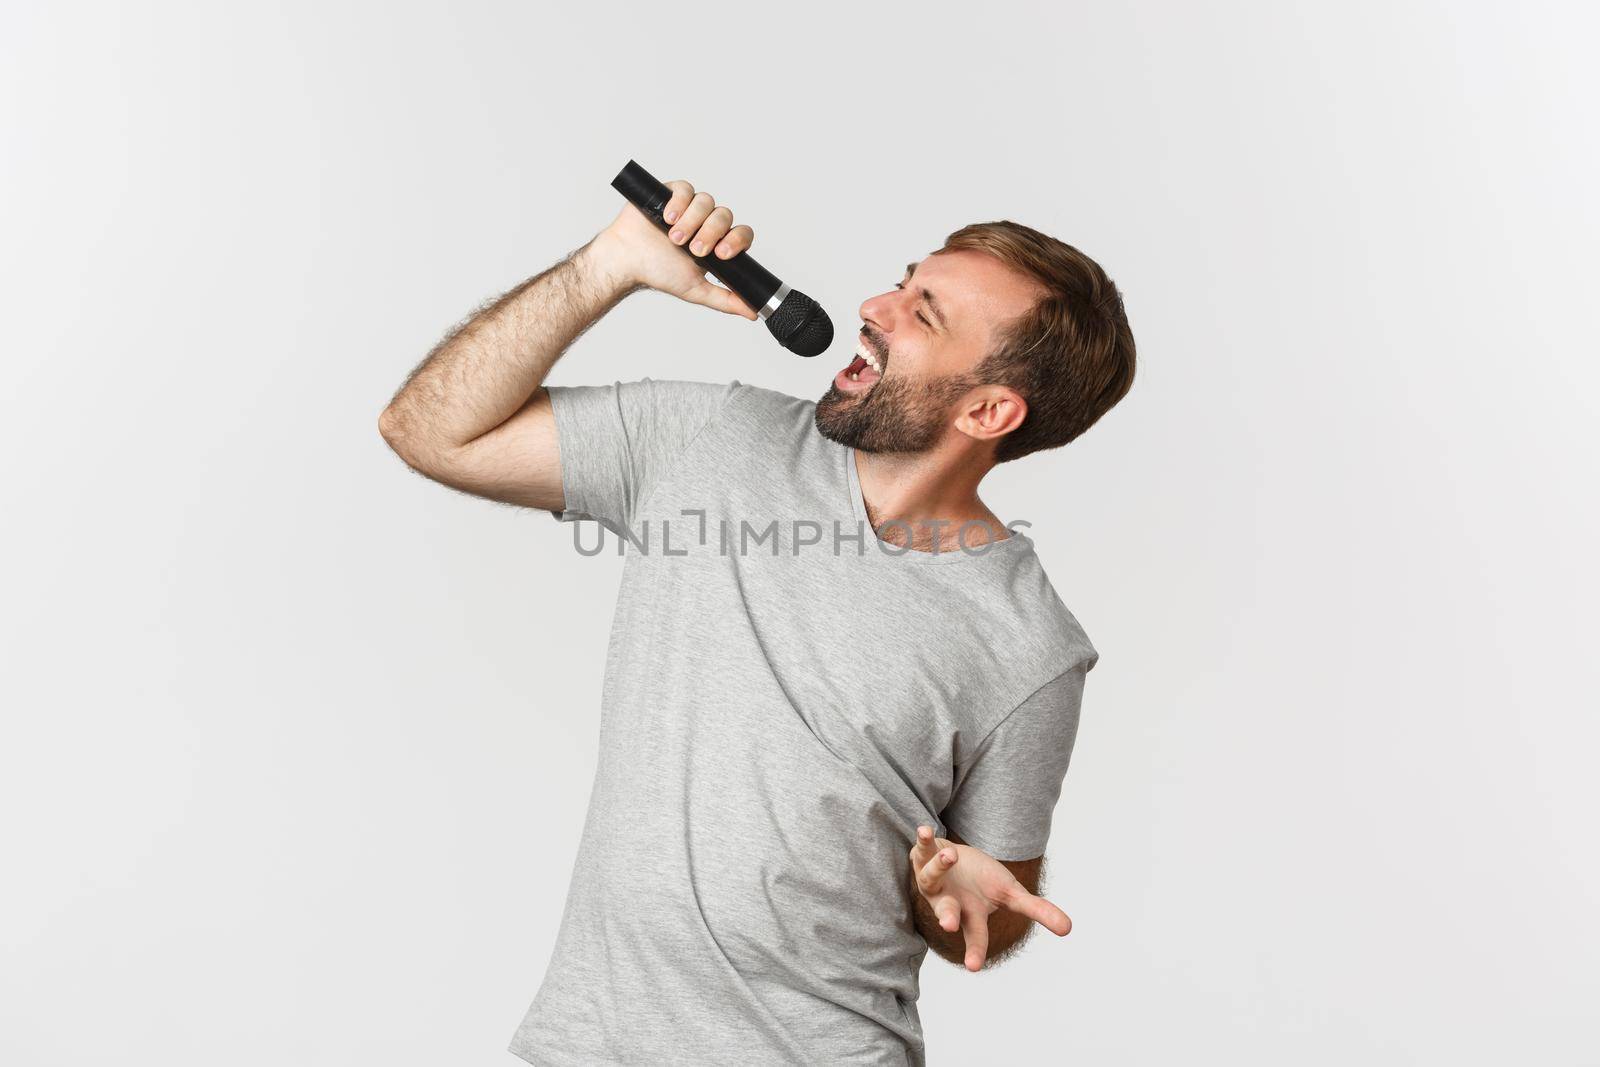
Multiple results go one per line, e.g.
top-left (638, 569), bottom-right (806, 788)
top-left (814, 369), bottom-right (978, 454)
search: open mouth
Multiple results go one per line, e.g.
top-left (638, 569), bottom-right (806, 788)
top-left (833, 338), bottom-right (883, 394)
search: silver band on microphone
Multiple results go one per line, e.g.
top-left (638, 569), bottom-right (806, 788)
top-left (758, 282), bottom-right (792, 321)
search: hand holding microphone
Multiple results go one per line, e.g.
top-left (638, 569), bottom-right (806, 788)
top-left (594, 160), bottom-right (834, 357)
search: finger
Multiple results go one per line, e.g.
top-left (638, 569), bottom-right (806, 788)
top-left (1003, 888), bottom-right (1073, 937)
top-left (689, 205), bottom-right (734, 257)
top-left (669, 191), bottom-right (715, 247)
top-left (932, 894), bottom-right (961, 933)
top-left (960, 904), bottom-right (989, 972)
top-left (916, 847), bottom-right (958, 894)
top-left (684, 279), bottom-right (757, 320)
top-left (910, 825), bottom-right (938, 867)
top-left (911, 825), bottom-right (955, 863)
top-left (661, 181), bottom-right (695, 225)
top-left (713, 224), bottom-right (754, 260)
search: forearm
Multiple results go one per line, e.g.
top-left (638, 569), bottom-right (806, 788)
top-left (379, 234), bottom-right (638, 463)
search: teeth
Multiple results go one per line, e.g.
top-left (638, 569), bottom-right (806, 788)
top-left (855, 340), bottom-right (881, 371)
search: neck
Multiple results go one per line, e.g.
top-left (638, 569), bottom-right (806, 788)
top-left (854, 447), bottom-right (1010, 553)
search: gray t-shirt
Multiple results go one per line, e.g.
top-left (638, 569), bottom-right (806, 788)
top-left (509, 379), bottom-right (1099, 1066)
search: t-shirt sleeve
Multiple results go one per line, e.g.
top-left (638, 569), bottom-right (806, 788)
top-left (545, 378), bottom-right (737, 536)
top-left (940, 662), bottom-right (1091, 862)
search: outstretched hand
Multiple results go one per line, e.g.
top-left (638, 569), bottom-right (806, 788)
top-left (909, 824), bottom-right (1072, 972)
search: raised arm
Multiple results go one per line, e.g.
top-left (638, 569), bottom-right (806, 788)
top-left (378, 180), bottom-right (759, 508)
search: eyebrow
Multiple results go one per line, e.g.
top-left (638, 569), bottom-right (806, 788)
top-left (903, 261), bottom-right (950, 332)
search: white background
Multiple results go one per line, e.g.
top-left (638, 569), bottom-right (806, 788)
top-left (3, 1), bottom-right (1597, 1063)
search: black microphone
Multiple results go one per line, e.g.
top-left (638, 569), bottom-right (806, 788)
top-left (611, 159), bottom-right (834, 358)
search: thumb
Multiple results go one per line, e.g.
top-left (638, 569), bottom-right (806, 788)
top-left (684, 279), bottom-right (759, 321)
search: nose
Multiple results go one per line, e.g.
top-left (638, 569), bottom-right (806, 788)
top-left (859, 286), bottom-right (910, 339)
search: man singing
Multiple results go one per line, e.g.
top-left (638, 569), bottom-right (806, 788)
top-left (378, 175), bottom-right (1135, 1065)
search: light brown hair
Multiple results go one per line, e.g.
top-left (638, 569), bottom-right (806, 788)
top-left (938, 220), bottom-right (1136, 462)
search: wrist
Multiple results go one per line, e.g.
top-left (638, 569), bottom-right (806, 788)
top-left (579, 230), bottom-right (640, 300)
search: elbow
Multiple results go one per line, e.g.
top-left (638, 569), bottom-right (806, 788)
top-left (377, 403), bottom-right (400, 447)
top-left (378, 403), bottom-right (413, 460)
top-left (378, 402), bottom-right (436, 473)
top-left (378, 401), bottom-right (413, 449)
top-left (378, 403), bottom-right (466, 486)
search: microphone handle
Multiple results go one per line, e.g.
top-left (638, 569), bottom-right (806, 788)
top-left (611, 160), bottom-right (786, 318)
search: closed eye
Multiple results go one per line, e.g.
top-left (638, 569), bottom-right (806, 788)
top-left (894, 282), bottom-right (933, 328)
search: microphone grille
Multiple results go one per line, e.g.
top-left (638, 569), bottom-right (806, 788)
top-left (766, 290), bottom-right (834, 358)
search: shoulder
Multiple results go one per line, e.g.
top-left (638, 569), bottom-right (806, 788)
top-left (620, 377), bottom-right (743, 411)
top-left (722, 380), bottom-right (815, 424)
top-left (544, 376), bottom-right (740, 421)
top-left (703, 381), bottom-right (826, 453)
top-left (987, 543), bottom-right (1101, 682)
top-left (575, 379), bottom-right (826, 470)
top-left (595, 378), bottom-right (813, 433)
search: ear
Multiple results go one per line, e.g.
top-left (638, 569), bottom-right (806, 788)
top-left (954, 387), bottom-right (1027, 447)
